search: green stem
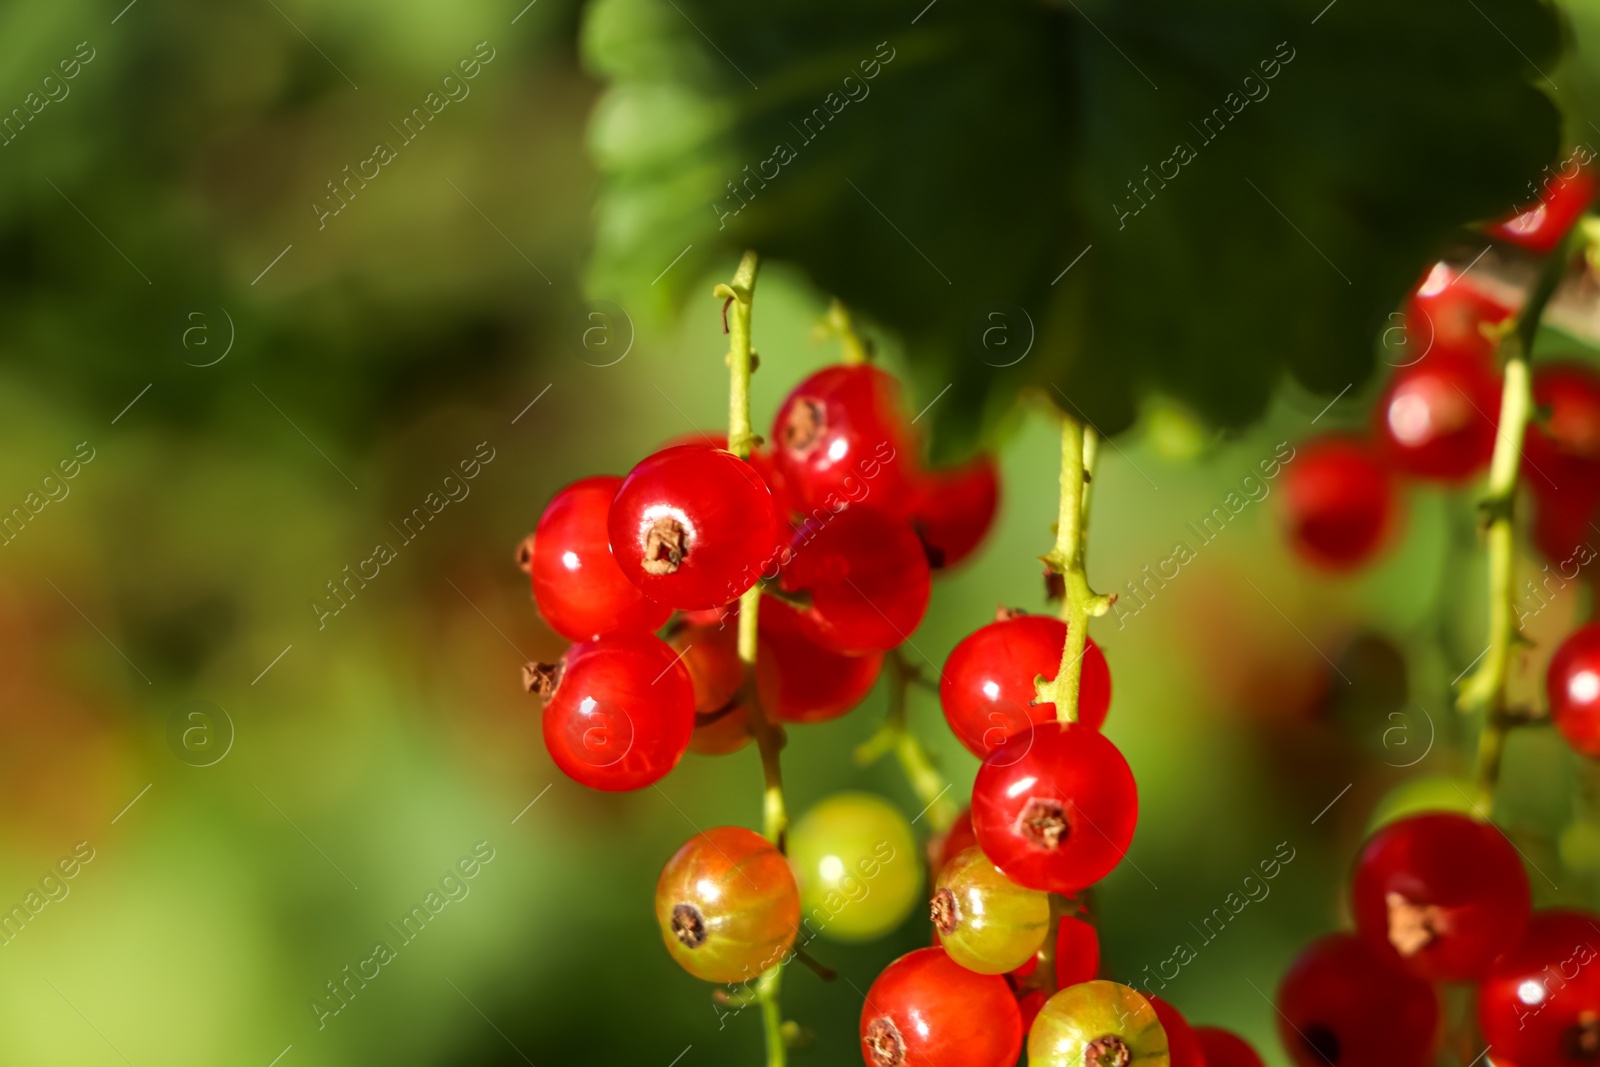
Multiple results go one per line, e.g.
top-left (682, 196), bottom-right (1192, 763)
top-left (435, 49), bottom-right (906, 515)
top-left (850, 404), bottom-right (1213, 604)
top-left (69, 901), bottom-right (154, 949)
top-left (827, 299), bottom-right (871, 365)
top-left (718, 251), bottom-right (788, 1067)
top-left (1458, 232), bottom-right (1576, 811)
top-left (856, 651), bottom-right (958, 833)
top-left (1037, 416), bottom-right (1113, 721)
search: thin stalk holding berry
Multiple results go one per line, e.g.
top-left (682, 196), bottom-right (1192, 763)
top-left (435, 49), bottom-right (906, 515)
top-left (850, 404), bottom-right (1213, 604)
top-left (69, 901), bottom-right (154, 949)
top-left (854, 649), bottom-right (958, 834)
top-left (1037, 414), bottom-right (1114, 722)
top-left (716, 250), bottom-right (791, 1067)
top-left (1458, 227), bottom-right (1578, 810)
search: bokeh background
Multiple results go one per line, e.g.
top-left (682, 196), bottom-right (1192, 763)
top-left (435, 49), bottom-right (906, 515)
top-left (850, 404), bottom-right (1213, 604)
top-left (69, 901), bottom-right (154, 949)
top-left (6, 1), bottom-right (1600, 1064)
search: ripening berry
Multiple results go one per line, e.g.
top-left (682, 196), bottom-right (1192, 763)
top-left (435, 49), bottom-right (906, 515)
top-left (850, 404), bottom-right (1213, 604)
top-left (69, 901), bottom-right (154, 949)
top-left (1477, 908), bottom-right (1600, 1067)
top-left (1282, 436), bottom-right (1397, 571)
top-left (779, 505), bottom-right (930, 653)
top-left (908, 455), bottom-right (1000, 569)
top-left (758, 597), bottom-right (884, 723)
top-left (971, 721), bottom-right (1138, 893)
top-left (772, 364), bottom-right (920, 517)
top-left (789, 792), bottom-right (922, 942)
top-left (1489, 167), bottom-right (1596, 254)
top-left (1404, 263), bottom-right (1512, 364)
top-left (1276, 933), bottom-right (1439, 1067)
top-left (655, 826), bottom-right (799, 984)
top-left (608, 444), bottom-right (781, 610)
top-left (1028, 980), bottom-right (1169, 1067)
top-left (1150, 997), bottom-right (1204, 1067)
top-left (1350, 811), bottom-right (1531, 981)
top-left (931, 846), bottom-right (1050, 974)
top-left (1375, 353), bottom-right (1499, 481)
top-left (527, 476), bottom-right (670, 641)
top-left (1194, 1027), bottom-right (1266, 1067)
top-left (860, 947), bottom-right (1022, 1067)
top-left (940, 612), bottom-right (1110, 759)
top-left (1548, 623), bottom-right (1600, 757)
top-left (532, 633), bottom-right (693, 791)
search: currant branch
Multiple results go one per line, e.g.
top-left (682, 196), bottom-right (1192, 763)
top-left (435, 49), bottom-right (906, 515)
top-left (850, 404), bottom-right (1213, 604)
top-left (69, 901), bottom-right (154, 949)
top-left (715, 250), bottom-right (791, 1067)
top-left (825, 298), bottom-right (872, 366)
top-left (1457, 229), bottom-right (1578, 810)
top-left (1037, 414), bottom-right (1114, 722)
top-left (854, 650), bottom-right (959, 834)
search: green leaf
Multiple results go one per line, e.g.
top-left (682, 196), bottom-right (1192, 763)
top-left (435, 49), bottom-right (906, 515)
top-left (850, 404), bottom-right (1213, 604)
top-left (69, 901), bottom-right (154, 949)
top-left (583, 0), bottom-right (1562, 455)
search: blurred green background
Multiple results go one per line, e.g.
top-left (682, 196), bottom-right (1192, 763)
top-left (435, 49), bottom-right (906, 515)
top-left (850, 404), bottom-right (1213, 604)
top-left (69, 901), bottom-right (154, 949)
top-left (6, 1), bottom-right (1600, 1064)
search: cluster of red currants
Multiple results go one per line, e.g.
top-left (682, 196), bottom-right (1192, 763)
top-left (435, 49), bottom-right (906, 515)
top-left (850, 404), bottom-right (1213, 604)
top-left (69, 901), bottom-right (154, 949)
top-left (1282, 170), bottom-right (1600, 573)
top-left (520, 359), bottom-right (997, 790)
top-left (848, 605), bottom-right (1265, 1065)
top-left (1276, 808), bottom-right (1600, 1067)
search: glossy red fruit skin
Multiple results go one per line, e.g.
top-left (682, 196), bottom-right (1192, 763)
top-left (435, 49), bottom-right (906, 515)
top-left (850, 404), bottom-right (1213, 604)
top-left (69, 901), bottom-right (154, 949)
top-left (529, 476), bottom-right (671, 641)
top-left (758, 598), bottom-right (883, 723)
top-left (940, 614), bottom-right (1110, 759)
top-left (1547, 623), bottom-right (1600, 758)
top-left (1350, 811), bottom-right (1531, 982)
top-left (539, 633), bottom-right (694, 791)
top-left (1525, 364), bottom-right (1600, 497)
top-left (1404, 263), bottom-right (1513, 365)
top-left (670, 621), bottom-right (757, 756)
top-left (772, 364), bottom-right (920, 518)
top-left (1150, 997), bottom-right (1206, 1067)
top-left (661, 432), bottom-right (799, 531)
top-left (1478, 909), bottom-right (1600, 1067)
top-left (1194, 1027), bottom-right (1266, 1067)
top-left (779, 505), bottom-right (930, 654)
top-left (971, 721), bottom-right (1138, 893)
top-left (1375, 353), bottom-right (1500, 481)
top-left (909, 455), bottom-right (1000, 570)
top-left (1276, 933), bottom-right (1439, 1067)
top-left (608, 444), bottom-right (780, 611)
top-left (859, 947), bottom-right (1022, 1067)
top-left (1489, 167), bottom-right (1596, 254)
top-left (1282, 436), bottom-right (1397, 572)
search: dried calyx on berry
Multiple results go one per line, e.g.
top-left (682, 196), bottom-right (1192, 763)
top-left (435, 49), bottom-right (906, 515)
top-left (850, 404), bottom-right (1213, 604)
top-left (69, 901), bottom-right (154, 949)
top-left (521, 660), bottom-right (562, 700)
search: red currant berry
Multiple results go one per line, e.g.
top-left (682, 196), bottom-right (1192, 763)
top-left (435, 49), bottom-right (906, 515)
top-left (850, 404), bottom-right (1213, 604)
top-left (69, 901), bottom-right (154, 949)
top-left (1526, 364), bottom-right (1600, 494)
top-left (532, 632), bottom-right (693, 791)
top-left (1149, 997), bottom-right (1205, 1067)
top-left (779, 505), bottom-right (930, 653)
top-left (1350, 811), bottom-right (1531, 981)
top-left (908, 455), bottom-right (1000, 570)
top-left (1530, 483), bottom-right (1600, 566)
top-left (1282, 436), bottom-right (1397, 571)
top-left (1375, 353), bottom-right (1500, 481)
top-left (931, 806), bottom-right (978, 876)
top-left (971, 721), bottom-right (1138, 893)
top-left (860, 946), bottom-right (1022, 1067)
top-left (668, 621), bottom-right (769, 756)
top-left (1194, 1027), bottom-right (1266, 1067)
top-left (1490, 167), bottom-right (1596, 254)
top-left (773, 364), bottom-right (920, 518)
top-left (1029, 980), bottom-right (1168, 1067)
top-left (1055, 913), bottom-right (1100, 986)
top-left (1548, 623), bottom-right (1600, 758)
top-left (1276, 933), bottom-right (1439, 1067)
top-left (1404, 263), bottom-right (1513, 364)
top-left (940, 611), bottom-right (1110, 759)
top-left (655, 826), bottom-right (799, 983)
top-left (608, 443), bottom-right (781, 610)
top-left (1478, 908), bottom-right (1600, 1067)
top-left (527, 476), bottom-right (670, 641)
top-left (758, 597), bottom-right (883, 723)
